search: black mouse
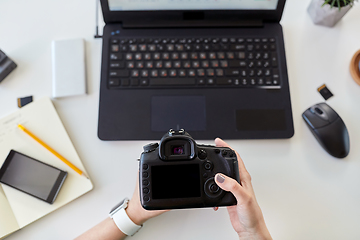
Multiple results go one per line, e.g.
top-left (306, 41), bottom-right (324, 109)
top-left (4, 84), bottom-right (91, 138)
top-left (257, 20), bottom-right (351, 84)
top-left (302, 102), bottom-right (350, 158)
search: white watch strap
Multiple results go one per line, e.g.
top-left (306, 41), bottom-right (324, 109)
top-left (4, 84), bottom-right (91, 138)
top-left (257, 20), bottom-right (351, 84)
top-left (112, 207), bottom-right (142, 236)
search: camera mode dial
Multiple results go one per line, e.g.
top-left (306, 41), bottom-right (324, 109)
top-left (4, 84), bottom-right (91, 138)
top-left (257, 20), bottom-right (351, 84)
top-left (143, 143), bottom-right (159, 153)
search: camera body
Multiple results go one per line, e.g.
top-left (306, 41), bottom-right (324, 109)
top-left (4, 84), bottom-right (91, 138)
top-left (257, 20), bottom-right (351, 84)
top-left (0, 49), bottom-right (17, 83)
top-left (139, 129), bottom-right (240, 210)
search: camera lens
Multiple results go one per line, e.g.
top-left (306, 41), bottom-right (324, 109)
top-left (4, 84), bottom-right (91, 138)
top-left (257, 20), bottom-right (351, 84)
top-left (172, 145), bottom-right (184, 155)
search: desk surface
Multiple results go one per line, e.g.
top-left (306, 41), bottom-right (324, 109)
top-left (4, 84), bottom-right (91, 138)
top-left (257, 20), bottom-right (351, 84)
top-left (1, 1), bottom-right (360, 239)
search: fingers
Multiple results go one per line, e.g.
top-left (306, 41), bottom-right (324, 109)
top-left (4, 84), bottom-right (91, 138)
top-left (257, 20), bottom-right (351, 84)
top-left (214, 137), bottom-right (230, 148)
top-left (214, 138), bottom-right (252, 187)
top-left (215, 173), bottom-right (247, 203)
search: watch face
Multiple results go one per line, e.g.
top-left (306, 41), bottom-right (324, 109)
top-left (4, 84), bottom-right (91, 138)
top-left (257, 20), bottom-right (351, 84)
top-left (109, 198), bottom-right (129, 216)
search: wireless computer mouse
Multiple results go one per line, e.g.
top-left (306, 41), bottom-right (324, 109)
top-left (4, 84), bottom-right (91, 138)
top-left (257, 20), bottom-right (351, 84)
top-left (302, 102), bottom-right (350, 158)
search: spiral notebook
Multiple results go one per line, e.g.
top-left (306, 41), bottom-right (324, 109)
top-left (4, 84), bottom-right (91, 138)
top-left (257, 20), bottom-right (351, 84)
top-left (0, 97), bottom-right (93, 239)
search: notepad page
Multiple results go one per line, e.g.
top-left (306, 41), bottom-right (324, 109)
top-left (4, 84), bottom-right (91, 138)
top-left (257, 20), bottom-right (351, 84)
top-left (0, 185), bottom-right (19, 239)
top-left (0, 97), bottom-right (93, 230)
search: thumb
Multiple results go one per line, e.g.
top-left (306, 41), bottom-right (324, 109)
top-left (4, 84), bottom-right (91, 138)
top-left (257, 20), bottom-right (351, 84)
top-left (215, 173), bottom-right (245, 203)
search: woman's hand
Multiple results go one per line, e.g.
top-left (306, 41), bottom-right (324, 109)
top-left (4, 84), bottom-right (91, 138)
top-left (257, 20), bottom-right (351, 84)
top-left (214, 138), bottom-right (272, 240)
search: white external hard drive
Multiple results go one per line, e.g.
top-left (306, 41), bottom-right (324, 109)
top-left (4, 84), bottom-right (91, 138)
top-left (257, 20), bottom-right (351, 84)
top-left (51, 38), bottom-right (86, 98)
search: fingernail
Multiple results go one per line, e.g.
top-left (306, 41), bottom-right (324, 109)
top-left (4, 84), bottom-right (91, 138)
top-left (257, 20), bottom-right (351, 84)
top-left (216, 174), bottom-right (225, 183)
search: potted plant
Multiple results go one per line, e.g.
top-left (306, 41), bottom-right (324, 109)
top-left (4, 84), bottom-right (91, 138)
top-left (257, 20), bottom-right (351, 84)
top-left (308, 0), bottom-right (356, 27)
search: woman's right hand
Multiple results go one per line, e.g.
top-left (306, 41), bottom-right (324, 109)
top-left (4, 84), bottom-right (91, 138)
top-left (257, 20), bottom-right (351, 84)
top-left (214, 138), bottom-right (273, 240)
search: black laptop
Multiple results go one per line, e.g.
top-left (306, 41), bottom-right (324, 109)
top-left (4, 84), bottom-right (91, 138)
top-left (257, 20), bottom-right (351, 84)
top-left (98, 0), bottom-right (294, 140)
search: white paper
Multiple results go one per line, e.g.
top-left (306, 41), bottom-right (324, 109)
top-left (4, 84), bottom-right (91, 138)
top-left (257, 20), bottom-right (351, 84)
top-left (0, 185), bottom-right (19, 239)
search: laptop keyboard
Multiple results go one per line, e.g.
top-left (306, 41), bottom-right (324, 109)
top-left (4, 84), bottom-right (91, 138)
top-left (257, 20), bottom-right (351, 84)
top-left (108, 37), bottom-right (281, 89)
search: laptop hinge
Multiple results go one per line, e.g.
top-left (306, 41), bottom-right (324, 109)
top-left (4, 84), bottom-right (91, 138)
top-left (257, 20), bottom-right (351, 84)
top-left (122, 20), bottom-right (263, 29)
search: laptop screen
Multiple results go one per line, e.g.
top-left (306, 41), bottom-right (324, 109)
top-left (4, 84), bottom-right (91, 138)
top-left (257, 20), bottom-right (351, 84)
top-left (108, 0), bottom-right (279, 11)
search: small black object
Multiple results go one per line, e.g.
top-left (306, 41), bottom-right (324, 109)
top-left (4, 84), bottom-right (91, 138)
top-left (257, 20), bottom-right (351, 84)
top-left (302, 102), bottom-right (350, 158)
top-left (204, 161), bottom-right (213, 170)
top-left (139, 129), bottom-right (240, 210)
top-left (17, 96), bottom-right (33, 108)
top-left (198, 149), bottom-right (207, 160)
top-left (317, 84), bottom-right (333, 100)
top-left (0, 49), bottom-right (17, 83)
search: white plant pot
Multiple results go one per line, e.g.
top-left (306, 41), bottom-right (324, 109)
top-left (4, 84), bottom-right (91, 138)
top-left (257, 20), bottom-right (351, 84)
top-left (308, 0), bottom-right (352, 27)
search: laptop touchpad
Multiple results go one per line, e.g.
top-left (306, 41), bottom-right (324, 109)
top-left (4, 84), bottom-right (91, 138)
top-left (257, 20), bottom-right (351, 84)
top-left (151, 96), bottom-right (206, 131)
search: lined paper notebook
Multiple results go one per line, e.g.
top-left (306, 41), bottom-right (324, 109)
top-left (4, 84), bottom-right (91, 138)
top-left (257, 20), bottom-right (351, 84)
top-left (0, 97), bottom-right (93, 239)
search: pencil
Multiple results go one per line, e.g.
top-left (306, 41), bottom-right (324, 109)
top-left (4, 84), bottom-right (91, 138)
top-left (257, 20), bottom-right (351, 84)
top-left (18, 124), bottom-right (89, 179)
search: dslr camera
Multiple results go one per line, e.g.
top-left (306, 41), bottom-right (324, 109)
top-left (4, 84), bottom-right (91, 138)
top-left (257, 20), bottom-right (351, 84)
top-left (139, 129), bottom-right (240, 210)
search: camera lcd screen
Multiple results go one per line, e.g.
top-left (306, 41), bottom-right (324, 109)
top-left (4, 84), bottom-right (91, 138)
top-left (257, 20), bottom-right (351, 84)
top-left (151, 164), bottom-right (200, 199)
top-left (0, 150), bottom-right (67, 203)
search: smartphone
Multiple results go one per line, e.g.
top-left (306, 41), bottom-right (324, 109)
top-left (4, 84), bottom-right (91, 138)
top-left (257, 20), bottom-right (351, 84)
top-left (0, 150), bottom-right (67, 204)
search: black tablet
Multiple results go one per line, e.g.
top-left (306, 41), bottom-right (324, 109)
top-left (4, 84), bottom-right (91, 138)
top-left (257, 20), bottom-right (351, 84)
top-left (0, 150), bottom-right (67, 204)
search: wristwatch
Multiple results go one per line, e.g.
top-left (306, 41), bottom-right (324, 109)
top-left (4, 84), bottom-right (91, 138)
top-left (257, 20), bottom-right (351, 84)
top-left (109, 198), bottom-right (143, 236)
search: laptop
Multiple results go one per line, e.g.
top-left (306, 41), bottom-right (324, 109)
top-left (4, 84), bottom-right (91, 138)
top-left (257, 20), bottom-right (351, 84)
top-left (98, 0), bottom-right (294, 140)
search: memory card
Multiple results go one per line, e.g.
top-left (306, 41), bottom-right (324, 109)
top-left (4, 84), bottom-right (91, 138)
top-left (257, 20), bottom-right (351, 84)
top-left (17, 96), bottom-right (33, 108)
top-left (317, 84), bottom-right (333, 100)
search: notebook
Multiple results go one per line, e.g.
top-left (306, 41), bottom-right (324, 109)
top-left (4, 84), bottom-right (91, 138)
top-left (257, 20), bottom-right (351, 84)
top-left (0, 97), bottom-right (93, 239)
top-left (97, 0), bottom-right (294, 140)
